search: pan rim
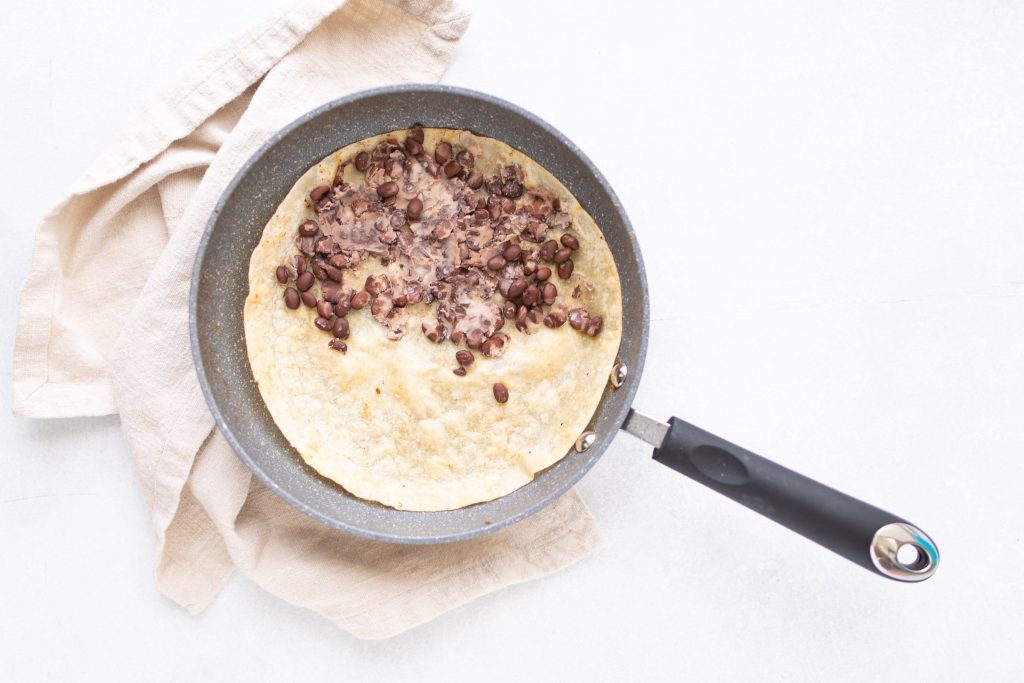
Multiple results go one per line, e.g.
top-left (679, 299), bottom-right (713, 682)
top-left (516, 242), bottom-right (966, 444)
top-left (189, 84), bottom-right (650, 543)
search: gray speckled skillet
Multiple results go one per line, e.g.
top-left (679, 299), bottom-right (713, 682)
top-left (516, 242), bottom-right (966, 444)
top-left (191, 85), bottom-right (938, 582)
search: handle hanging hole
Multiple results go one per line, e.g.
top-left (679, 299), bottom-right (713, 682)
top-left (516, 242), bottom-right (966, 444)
top-left (896, 543), bottom-right (930, 571)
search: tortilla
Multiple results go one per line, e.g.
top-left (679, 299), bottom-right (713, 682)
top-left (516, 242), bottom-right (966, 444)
top-left (244, 128), bottom-right (621, 511)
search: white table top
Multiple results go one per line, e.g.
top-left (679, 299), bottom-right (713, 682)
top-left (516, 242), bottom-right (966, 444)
top-left (2, 1), bottom-right (1022, 680)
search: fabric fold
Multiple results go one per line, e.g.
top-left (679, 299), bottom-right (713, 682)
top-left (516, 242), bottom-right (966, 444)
top-left (13, 0), bottom-right (603, 639)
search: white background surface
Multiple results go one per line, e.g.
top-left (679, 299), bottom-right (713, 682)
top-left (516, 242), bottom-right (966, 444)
top-left (2, 1), bottom-right (1023, 680)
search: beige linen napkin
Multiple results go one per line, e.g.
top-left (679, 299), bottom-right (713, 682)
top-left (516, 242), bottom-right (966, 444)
top-left (12, 0), bottom-right (601, 639)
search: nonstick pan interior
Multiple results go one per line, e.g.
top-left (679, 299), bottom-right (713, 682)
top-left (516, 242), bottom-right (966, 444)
top-left (190, 85), bottom-right (649, 543)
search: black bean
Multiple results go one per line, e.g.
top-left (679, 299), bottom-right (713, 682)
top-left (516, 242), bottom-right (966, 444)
top-left (350, 290), bottom-right (371, 309)
top-left (568, 308), bottom-right (587, 331)
top-left (456, 150), bottom-right (475, 168)
top-left (522, 284), bottom-right (541, 306)
top-left (554, 247), bottom-right (573, 264)
top-left (503, 244), bottom-right (522, 262)
top-left (300, 291), bottom-right (317, 308)
top-left (539, 240), bottom-right (558, 262)
top-left (409, 125), bottom-right (425, 143)
top-left (500, 197), bottom-right (516, 214)
top-left (377, 181), bottom-right (398, 198)
top-left (493, 383), bottom-right (509, 404)
top-left (321, 280), bottom-right (344, 304)
top-left (295, 255), bottom-right (307, 273)
top-left (406, 197), bottom-right (423, 220)
top-left (434, 141), bottom-right (453, 164)
top-left (311, 261), bottom-right (327, 281)
top-left (456, 350), bottom-right (474, 367)
top-left (370, 297), bottom-right (388, 317)
top-left (503, 301), bottom-right (517, 319)
top-left (322, 264), bottom-right (344, 282)
top-left (423, 320), bottom-right (447, 343)
top-left (283, 287), bottom-right (300, 309)
top-left (453, 366), bottom-right (467, 377)
top-left (481, 333), bottom-right (508, 358)
top-left (295, 271), bottom-right (314, 292)
top-left (275, 266), bottom-right (290, 284)
top-left (501, 180), bottom-right (523, 198)
top-left (364, 274), bottom-right (391, 295)
top-left (314, 316), bottom-right (331, 331)
top-left (507, 278), bottom-right (528, 299)
top-left (299, 220), bottom-right (319, 237)
top-left (560, 233), bottom-right (580, 250)
top-left (585, 315), bottom-right (604, 337)
top-left (355, 151), bottom-right (370, 171)
top-left (544, 310), bottom-right (566, 328)
top-left (310, 185), bottom-right (330, 201)
top-left (466, 171), bottom-right (484, 189)
top-left (442, 161), bottom-right (462, 178)
top-left (317, 300), bottom-right (334, 318)
top-left (328, 339), bottom-right (348, 352)
top-left (332, 317), bottom-right (350, 339)
top-left (557, 260), bottom-right (574, 279)
top-left (542, 282), bottom-right (557, 305)
top-left (404, 138), bottom-right (423, 156)
top-left (487, 255), bottom-right (506, 271)
top-left (535, 266), bottom-right (552, 281)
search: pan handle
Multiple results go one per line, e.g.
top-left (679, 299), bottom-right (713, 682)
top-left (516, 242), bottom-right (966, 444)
top-left (623, 411), bottom-right (938, 581)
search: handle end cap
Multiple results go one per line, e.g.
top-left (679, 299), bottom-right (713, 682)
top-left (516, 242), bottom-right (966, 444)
top-left (871, 522), bottom-right (939, 582)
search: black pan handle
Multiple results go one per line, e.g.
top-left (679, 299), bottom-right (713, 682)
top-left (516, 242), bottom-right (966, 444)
top-left (624, 411), bottom-right (938, 581)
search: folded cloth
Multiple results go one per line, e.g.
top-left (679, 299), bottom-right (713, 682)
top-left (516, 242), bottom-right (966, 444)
top-left (12, 0), bottom-right (601, 639)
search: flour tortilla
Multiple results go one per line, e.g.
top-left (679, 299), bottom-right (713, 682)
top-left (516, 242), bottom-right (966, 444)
top-left (244, 129), bottom-right (622, 511)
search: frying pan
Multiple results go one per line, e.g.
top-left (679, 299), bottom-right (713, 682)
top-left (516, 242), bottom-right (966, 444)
top-left (191, 84), bottom-right (938, 582)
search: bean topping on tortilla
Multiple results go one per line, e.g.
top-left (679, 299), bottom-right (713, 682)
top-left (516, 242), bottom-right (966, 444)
top-left (274, 126), bottom-right (605, 355)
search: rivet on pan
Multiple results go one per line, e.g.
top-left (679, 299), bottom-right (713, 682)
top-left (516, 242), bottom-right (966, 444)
top-left (575, 431), bottom-right (596, 453)
top-left (609, 362), bottom-right (628, 389)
